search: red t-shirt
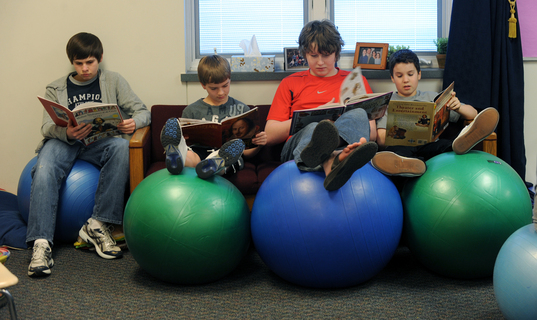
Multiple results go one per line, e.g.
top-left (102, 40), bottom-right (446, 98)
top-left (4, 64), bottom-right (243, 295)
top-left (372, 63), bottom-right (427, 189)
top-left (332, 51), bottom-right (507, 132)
top-left (267, 68), bottom-right (373, 121)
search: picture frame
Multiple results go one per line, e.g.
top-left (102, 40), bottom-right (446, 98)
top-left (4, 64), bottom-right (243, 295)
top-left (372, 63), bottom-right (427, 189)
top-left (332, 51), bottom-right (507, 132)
top-left (284, 47), bottom-right (309, 71)
top-left (353, 43), bottom-right (389, 70)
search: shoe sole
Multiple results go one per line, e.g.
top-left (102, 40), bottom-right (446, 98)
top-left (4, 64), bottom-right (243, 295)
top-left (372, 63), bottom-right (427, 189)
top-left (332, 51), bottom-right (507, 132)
top-left (301, 121), bottom-right (340, 168)
top-left (28, 259), bottom-right (54, 277)
top-left (79, 227), bottom-right (122, 260)
top-left (371, 152), bottom-right (426, 177)
top-left (219, 139), bottom-right (245, 166)
top-left (161, 118), bottom-right (184, 174)
top-left (324, 142), bottom-right (378, 191)
top-left (452, 108), bottom-right (499, 155)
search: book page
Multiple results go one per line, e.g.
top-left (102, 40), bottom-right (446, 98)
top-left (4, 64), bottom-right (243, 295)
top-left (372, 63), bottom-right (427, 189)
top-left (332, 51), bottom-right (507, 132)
top-left (221, 108), bottom-right (260, 149)
top-left (339, 66), bottom-right (367, 104)
top-left (344, 92), bottom-right (393, 120)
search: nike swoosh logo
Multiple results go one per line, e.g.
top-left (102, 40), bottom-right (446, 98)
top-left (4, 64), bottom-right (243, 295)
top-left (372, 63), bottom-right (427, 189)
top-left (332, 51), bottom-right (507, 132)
top-left (317, 91), bottom-right (326, 94)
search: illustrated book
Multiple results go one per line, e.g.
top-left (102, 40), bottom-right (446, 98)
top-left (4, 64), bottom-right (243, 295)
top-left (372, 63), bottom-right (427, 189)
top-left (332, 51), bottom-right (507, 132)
top-left (38, 96), bottom-right (124, 146)
top-left (384, 82), bottom-right (455, 147)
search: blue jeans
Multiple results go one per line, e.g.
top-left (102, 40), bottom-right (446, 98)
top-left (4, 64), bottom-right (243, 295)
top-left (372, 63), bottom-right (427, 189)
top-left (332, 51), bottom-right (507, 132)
top-left (26, 137), bottom-right (129, 245)
top-left (281, 108), bottom-right (371, 171)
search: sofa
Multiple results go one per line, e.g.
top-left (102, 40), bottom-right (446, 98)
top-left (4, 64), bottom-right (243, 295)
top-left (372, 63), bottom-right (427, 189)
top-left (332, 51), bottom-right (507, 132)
top-left (128, 104), bottom-right (284, 206)
top-left (128, 105), bottom-right (497, 208)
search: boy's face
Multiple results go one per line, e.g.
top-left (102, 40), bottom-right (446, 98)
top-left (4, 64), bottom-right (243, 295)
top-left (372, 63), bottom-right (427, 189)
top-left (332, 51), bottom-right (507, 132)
top-left (391, 62), bottom-right (421, 98)
top-left (202, 79), bottom-right (230, 106)
top-left (72, 55), bottom-right (102, 82)
top-left (306, 45), bottom-right (337, 78)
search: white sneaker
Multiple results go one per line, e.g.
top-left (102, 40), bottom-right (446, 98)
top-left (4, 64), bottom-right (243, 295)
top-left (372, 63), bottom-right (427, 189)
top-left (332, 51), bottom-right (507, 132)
top-left (28, 242), bottom-right (54, 277)
top-left (452, 107), bottom-right (499, 155)
top-left (196, 139), bottom-right (245, 179)
top-left (79, 220), bottom-right (123, 259)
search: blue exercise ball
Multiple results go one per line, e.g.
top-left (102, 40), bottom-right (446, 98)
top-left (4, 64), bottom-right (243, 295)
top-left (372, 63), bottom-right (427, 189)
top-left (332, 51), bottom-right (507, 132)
top-left (402, 151), bottom-right (532, 279)
top-left (251, 161), bottom-right (403, 288)
top-left (17, 157), bottom-right (100, 243)
top-left (494, 224), bottom-right (537, 320)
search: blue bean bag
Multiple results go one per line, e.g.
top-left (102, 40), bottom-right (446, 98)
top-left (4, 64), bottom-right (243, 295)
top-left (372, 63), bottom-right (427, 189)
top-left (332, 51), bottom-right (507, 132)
top-left (0, 190), bottom-right (27, 249)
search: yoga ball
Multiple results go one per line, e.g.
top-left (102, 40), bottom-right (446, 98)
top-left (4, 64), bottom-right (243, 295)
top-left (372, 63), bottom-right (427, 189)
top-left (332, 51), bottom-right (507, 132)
top-left (493, 224), bottom-right (537, 320)
top-left (251, 161), bottom-right (403, 288)
top-left (18, 157), bottom-right (100, 243)
top-left (124, 168), bottom-right (250, 285)
top-left (402, 151), bottom-right (531, 279)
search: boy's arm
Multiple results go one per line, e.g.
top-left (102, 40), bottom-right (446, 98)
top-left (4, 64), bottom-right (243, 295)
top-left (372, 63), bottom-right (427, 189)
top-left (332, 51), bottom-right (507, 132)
top-left (446, 91), bottom-right (477, 120)
top-left (113, 73), bottom-right (151, 130)
top-left (369, 120), bottom-right (377, 142)
top-left (265, 119), bottom-right (292, 146)
top-left (376, 128), bottom-right (386, 149)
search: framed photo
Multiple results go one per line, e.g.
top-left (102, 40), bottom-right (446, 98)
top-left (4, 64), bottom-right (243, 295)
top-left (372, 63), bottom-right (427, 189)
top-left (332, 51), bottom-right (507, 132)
top-left (284, 47), bottom-right (309, 71)
top-left (353, 43), bottom-right (389, 70)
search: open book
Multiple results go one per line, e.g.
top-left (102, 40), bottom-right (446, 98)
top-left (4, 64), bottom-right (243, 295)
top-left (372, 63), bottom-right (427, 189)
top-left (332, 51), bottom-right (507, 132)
top-left (288, 66), bottom-right (392, 135)
top-left (384, 82), bottom-right (455, 147)
top-left (289, 91), bottom-right (393, 136)
top-left (38, 96), bottom-right (124, 146)
top-left (179, 107), bottom-right (260, 149)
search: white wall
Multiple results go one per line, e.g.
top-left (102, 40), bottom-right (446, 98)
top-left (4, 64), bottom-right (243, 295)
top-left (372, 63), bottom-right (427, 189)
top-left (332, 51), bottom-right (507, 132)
top-left (0, 0), bottom-right (535, 194)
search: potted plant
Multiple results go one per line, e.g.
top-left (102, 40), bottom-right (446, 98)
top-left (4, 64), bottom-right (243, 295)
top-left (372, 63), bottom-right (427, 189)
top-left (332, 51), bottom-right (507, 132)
top-left (386, 45), bottom-right (410, 68)
top-left (434, 37), bottom-right (448, 69)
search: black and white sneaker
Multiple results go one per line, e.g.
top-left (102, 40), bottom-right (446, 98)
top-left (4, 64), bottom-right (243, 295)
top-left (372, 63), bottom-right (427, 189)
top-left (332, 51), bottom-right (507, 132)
top-left (196, 139), bottom-right (245, 179)
top-left (160, 118), bottom-right (184, 175)
top-left (28, 242), bottom-right (54, 277)
top-left (79, 220), bottom-right (123, 260)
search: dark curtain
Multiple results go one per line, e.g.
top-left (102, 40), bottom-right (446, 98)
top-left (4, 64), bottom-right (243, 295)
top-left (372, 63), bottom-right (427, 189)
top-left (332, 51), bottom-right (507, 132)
top-left (443, 0), bottom-right (526, 180)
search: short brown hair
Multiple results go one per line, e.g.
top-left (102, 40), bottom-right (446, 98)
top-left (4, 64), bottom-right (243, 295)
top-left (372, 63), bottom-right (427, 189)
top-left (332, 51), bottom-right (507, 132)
top-left (197, 55), bottom-right (231, 86)
top-left (66, 32), bottom-right (103, 64)
top-left (298, 20), bottom-right (344, 61)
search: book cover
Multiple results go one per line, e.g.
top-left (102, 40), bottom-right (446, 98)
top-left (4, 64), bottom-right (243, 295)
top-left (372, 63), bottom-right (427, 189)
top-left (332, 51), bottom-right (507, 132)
top-left (38, 96), bottom-right (124, 145)
top-left (384, 82), bottom-right (454, 147)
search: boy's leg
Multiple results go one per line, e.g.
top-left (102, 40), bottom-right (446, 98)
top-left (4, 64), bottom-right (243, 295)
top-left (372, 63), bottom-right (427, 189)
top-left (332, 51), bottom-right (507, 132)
top-left (26, 139), bottom-right (81, 276)
top-left (77, 137), bottom-right (129, 259)
top-left (26, 140), bottom-right (81, 245)
top-left (196, 139), bottom-right (245, 179)
top-left (282, 108), bottom-right (376, 190)
top-left (452, 107), bottom-right (499, 155)
top-left (160, 118), bottom-right (188, 175)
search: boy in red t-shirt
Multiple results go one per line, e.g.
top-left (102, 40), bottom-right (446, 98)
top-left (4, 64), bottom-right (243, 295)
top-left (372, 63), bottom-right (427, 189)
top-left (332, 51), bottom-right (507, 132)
top-left (266, 20), bottom-right (377, 191)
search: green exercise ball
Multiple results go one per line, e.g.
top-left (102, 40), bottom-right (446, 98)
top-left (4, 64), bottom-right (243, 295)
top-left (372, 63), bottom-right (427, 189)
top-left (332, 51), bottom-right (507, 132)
top-left (124, 168), bottom-right (250, 284)
top-left (402, 151), bottom-right (531, 279)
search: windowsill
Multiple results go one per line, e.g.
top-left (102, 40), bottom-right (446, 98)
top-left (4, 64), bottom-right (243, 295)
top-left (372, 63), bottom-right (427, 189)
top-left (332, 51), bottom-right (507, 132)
top-left (180, 68), bottom-right (444, 82)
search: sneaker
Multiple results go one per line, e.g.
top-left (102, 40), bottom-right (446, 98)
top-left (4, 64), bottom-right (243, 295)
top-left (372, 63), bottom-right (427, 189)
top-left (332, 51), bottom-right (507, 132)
top-left (196, 139), bottom-right (245, 179)
top-left (225, 156), bottom-right (245, 174)
top-left (452, 107), bottom-right (499, 155)
top-left (28, 242), bottom-right (54, 277)
top-left (79, 221), bottom-right (123, 259)
top-left (160, 118), bottom-right (184, 175)
top-left (371, 151), bottom-right (427, 177)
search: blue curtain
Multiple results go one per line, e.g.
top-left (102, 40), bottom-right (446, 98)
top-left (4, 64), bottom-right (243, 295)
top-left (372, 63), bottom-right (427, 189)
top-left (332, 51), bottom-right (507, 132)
top-left (443, 0), bottom-right (526, 180)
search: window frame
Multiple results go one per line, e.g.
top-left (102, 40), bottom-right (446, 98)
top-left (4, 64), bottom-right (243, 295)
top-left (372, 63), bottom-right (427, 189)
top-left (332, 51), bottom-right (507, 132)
top-left (185, 0), bottom-right (452, 72)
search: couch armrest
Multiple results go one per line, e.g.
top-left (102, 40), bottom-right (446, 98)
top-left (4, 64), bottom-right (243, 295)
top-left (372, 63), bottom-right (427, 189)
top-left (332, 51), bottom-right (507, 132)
top-left (129, 126), bottom-right (151, 193)
top-left (482, 132), bottom-right (497, 157)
